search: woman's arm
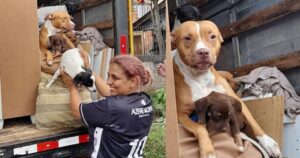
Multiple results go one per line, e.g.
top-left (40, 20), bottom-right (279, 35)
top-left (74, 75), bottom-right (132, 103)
top-left (68, 86), bottom-right (82, 118)
top-left (61, 70), bottom-right (81, 118)
top-left (94, 73), bottom-right (111, 97)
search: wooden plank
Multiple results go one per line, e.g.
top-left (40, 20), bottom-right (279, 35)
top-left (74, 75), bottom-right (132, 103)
top-left (220, 0), bottom-right (300, 40)
top-left (78, 0), bottom-right (110, 10)
top-left (82, 19), bottom-right (113, 30)
top-left (100, 48), bottom-right (108, 80)
top-left (188, 0), bottom-right (208, 8)
top-left (229, 50), bottom-right (300, 77)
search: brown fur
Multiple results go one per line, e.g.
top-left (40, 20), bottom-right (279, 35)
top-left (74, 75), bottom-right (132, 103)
top-left (195, 92), bottom-right (244, 150)
top-left (218, 71), bottom-right (240, 92)
top-left (49, 32), bottom-right (78, 55)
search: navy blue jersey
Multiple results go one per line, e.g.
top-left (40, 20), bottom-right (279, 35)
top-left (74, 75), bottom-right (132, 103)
top-left (80, 92), bottom-right (153, 158)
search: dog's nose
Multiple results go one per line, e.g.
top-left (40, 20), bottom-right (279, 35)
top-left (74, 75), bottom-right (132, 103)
top-left (221, 126), bottom-right (228, 132)
top-left (197, 48), bottom-right (210, 57)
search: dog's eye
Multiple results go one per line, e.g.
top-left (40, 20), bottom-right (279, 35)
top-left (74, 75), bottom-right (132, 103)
top-left (210, 34), bottom-right (216, 40)
top-left (184, 36), bottom-right (192, 41)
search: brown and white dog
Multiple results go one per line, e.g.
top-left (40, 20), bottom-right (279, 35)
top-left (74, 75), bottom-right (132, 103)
top-left (39, 11), bottom-right (75, 66)
top-left (195, 91), bottom-right (244, 152)
top-left (172, 21), bottom-right (281, 158)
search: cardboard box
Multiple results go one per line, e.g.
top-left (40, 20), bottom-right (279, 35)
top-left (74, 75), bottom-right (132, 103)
top-left (0, 0), bottom-right (40, 119)
top-left (244, 96), bottom-right (284, 148)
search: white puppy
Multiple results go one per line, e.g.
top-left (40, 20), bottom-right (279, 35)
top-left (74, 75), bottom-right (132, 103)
top-left (46, 48), bottom-right (96, 92)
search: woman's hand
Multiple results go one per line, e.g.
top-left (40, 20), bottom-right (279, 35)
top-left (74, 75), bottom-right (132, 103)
top-left (61, 68), bottom-right (76, 90)
top-left (156, 60), bottom-right (167, 77)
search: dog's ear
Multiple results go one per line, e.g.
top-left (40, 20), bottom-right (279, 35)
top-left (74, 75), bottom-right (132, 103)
top-left (170, 32), bottom-right (176, 45)
top-left (229, 96), bottom-right (245, 131)
top-left (195, 96), bottom-right (210, 124)
top-left (229, 96), bottom-right (242, 113)
top-left (219, 34), bottom-right (224, 43)
top-left (61, 37), bottom-right (68, 52)
top-left (44, 14), bottom-right (55, 20)
top-left (84, 68), bottom-right (93, 74)
top-left (73, 72), bottom-right (85, 86)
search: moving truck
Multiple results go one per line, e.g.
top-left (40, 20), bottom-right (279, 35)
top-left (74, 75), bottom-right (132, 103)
top-left (0, 0), bottom-right (121, 157)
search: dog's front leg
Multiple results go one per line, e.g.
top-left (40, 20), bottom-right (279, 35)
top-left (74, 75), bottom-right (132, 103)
top-left (230, 114), bottom-right (244, 152)
top-left (46, 69), bottom-right (61, 88)
top-left (178, 113), bottom-right (216, 158)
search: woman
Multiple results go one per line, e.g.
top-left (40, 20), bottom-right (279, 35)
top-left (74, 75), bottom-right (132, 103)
top-left (61, 53), bottom-right (153, 158)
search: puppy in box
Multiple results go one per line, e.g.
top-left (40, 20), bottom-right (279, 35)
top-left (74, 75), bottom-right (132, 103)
top-left (39, 11), bottom-right (75, 66)
top-left (172, 21), bottom-right (281, 158)
top-left (195, 91), bottom-right (244, 152)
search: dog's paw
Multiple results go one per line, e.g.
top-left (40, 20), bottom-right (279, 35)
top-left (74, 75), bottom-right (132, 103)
top-left (200, 146), bottom-right (216, 158)
top-left (200, 153), bottom-right (216, 158)
top-left (47, 60), bottom-right (53, 66)
top-left (256, 135), bottom-right (281, 157)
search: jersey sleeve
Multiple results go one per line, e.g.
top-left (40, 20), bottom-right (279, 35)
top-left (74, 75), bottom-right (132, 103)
top-left (79, 98), bottom-right (111, 127)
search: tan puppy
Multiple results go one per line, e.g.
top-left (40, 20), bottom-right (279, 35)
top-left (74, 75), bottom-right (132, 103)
top-left (39, 11), bottom-right (75, 66)
top-left (172, 21), bottom-right (281, 158)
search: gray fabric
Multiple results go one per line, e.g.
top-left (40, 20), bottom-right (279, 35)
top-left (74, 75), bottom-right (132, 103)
top-left (76, 27), bottom-right (106, 53)
top-left (239, 67), bottom-right (300, 119)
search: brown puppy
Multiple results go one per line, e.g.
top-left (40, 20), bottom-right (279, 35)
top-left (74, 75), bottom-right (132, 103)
top-left (49, 32), bottom-right (78, 55)
top-left (195, 91), bottom-right (244, 152)
top-left (172, 20), bottom-right (281, 158)
top-left (39, 11), bottom-right (74, 66)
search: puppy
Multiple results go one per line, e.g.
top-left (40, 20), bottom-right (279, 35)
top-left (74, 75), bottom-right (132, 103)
top-left (195, 91), bottom-right (244, 152)
top-left (172, 21), bottom-right (281, 158)
top-left (39, 11), bottom-right (75, 66)
top-left (49, 32), bottom-right (78, 55)
top-left (49, 34), bottom-right (71, 55)
top-left (45, 48), bottom-right (96, 92)
top-left (171, 3), bottom-right (201, 31)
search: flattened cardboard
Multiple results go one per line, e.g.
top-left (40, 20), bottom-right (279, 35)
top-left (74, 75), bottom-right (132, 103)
top-left (0, 0), bottom-right (40, 119)
top-left (244, 96), bottom-right (284, 148)
top-left (165, 1), bottom-right (181, 157)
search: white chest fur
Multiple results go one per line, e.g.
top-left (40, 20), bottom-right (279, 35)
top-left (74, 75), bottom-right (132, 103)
top-left (174, 51), bottom-right (225, 101)
top-left (44, 20), bottom-right (61, 36)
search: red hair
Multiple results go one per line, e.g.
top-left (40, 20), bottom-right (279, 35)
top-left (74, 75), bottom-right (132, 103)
top-left (110, 55), bottom-right (152, 86)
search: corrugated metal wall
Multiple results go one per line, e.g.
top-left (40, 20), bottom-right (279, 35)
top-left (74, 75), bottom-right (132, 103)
top-left (199, 0), bottom-right (300, 93)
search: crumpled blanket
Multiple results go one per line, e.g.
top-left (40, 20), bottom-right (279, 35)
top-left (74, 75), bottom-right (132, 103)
top-left (238, 67), bottom-right (300, 119)
top-left (76, 27), bottom-right (106, 54)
